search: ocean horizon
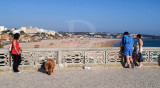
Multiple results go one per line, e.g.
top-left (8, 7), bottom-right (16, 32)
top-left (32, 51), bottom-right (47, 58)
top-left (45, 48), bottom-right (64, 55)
top-left (113, 39), bottom-right (160, 47)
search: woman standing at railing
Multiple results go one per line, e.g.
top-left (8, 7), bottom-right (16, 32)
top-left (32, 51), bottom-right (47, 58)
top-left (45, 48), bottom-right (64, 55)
top-left (11, 33), bottom-right (22, 73)
top-left (135, 34), bottom-right (143, 67)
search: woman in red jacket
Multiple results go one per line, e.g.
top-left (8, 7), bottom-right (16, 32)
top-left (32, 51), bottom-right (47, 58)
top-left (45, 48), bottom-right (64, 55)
top-left (11, 33), bottom-right (22, 73)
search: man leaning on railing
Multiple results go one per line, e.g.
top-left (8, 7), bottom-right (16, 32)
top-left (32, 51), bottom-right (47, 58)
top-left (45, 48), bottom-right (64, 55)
top-left (120, 32), bottom-right (134, 68)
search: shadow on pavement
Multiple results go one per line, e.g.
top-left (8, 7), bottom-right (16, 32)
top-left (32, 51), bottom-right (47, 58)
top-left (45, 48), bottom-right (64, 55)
top-left (38, 62), bottom-right (46, 73)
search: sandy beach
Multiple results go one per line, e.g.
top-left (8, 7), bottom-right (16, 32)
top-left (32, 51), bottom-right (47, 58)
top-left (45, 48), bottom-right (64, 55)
top-left (3, 38), bottom-right (121, 49)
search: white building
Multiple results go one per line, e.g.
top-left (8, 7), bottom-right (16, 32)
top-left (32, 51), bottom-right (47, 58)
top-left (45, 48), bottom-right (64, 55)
top-left (20, 26), bottom-right (56, 35)
top-left (38, 28), bottom-right (45, 33)
top-left (44, 30), bottom-right (56, 35)
top-left (0, 26), bottom-right (5, 32)
top-left (20, 26), bottom-right (38, 34)
top-left (20, 27), bottom-right (27, 33)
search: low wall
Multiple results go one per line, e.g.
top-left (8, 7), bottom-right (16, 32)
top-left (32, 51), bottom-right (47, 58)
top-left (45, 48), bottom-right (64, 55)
top-left (0, 47), bottom-right (160, 70)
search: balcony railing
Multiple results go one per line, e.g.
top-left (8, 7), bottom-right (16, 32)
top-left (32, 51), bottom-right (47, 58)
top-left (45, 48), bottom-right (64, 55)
top-left (0, 47), bottom-right (160, 69)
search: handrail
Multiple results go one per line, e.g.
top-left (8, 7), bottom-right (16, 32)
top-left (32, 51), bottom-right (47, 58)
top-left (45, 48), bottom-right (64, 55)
top-left (0, 47), bottom-right (160, 68)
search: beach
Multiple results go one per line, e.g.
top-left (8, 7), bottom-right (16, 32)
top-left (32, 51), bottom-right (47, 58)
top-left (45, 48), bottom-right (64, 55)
top-left (3, 38), bottom-right (121, 49)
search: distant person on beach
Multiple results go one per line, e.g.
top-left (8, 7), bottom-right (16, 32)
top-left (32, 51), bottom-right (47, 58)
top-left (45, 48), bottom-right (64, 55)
top-left (135, 34), bottom-right (143, 67)
top-left (11, 33), bottom-right (22, 73)
top-left (121, 32), bottom-right (134, 68)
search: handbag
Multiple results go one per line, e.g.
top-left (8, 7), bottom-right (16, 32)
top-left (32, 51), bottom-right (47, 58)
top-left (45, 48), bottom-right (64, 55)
top-left (138, 53), bottom-right (143, 62)
top-left (9, 44), bottom-right (12, 52)
top-left (120, 47), bottom-right (124, 54)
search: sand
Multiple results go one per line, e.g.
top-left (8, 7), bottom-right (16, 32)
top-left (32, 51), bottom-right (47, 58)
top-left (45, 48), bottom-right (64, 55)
top-left (3, 38), bottom-right (121, 49)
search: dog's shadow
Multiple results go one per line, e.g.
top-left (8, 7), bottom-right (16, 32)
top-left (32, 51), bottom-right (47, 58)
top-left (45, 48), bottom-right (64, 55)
top-left (38, 62), bottom-right (46, 73)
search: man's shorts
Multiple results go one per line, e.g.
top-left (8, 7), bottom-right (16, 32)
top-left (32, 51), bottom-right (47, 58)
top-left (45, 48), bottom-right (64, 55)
top-left (123, 49), bottom-right (133, 56)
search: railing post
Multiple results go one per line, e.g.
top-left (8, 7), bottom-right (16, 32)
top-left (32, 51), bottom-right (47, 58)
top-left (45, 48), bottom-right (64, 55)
top-left (84, 51), bottom-right (85, 64)
top-left (149, 51), bottom-right (151, 65)
top-left (9, 52), bottom-right (11, 67)
top-left (58, 49), bottom-right (63, 67)
top-left (105, 51), bottom-right (108, 63)
top-left (9, 51), bottom-right (12, 68)
top-left (105, 51), bottom-right (107, 64)
top-left (148, 50), bottom-right (153, 66)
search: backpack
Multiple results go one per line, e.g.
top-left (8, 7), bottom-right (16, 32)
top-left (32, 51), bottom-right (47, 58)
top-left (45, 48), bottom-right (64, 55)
top-left (138, 53), bottom-right (143, 62)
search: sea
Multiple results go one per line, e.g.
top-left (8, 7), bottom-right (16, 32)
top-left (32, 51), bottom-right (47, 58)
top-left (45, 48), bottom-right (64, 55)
top-left (113, 39), bottom-right (160, 47)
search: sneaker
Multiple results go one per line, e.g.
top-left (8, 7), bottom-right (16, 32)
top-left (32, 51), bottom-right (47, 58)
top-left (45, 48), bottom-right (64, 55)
top-left (13, 70), bottom-right (21, 73)
top-left (138, 64), bottom-right (143, 68)
top-left (125, 66), bottom-right (130, 68)
top-left (17, 71), bottom-right (21, 74)
top-left (137, 66), bottom-right (142, 68)
top-left (136, 65), bottom-right (142, 68)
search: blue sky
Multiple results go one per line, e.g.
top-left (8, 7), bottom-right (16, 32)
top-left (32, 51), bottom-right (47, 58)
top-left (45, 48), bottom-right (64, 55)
top-left (0, 0), bottom-right (160, 35)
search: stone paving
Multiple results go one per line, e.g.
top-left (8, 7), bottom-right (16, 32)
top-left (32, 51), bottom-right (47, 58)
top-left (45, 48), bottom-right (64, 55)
top-left (0, 67), bottom-right (160, 88)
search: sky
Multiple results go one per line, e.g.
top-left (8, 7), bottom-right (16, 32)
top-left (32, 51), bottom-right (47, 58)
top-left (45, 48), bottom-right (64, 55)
top-left (0, 0), bottom-right (160, 35)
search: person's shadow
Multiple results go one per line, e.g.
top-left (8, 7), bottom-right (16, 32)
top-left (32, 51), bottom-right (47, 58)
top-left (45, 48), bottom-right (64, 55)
top-left (158, 55), bottom-right (160, 66)
top-left (38, 62), bottom-right (46, 73)
top-left (133, 57), bottom-right (139, 66)
top-left (121, 55), bottom-right (126, 68)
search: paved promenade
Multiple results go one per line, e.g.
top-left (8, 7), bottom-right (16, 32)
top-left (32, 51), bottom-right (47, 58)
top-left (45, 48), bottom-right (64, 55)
top-left (0, 67), bottom-right (160, 88)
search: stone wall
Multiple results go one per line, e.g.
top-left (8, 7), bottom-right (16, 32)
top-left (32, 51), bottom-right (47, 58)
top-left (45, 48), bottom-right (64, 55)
top-left (0, 47), bottom-right (160, 69)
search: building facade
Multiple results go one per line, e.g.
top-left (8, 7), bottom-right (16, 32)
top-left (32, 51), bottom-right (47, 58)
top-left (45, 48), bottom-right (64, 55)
top-left (21, 26), bottom-right (38, 34)
top-left (0, 26), bottom-right (5, 32)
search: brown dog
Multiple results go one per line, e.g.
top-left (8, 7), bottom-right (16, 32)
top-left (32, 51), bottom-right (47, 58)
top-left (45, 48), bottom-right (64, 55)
top-left (44, 58), bottom-right (55, 75)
